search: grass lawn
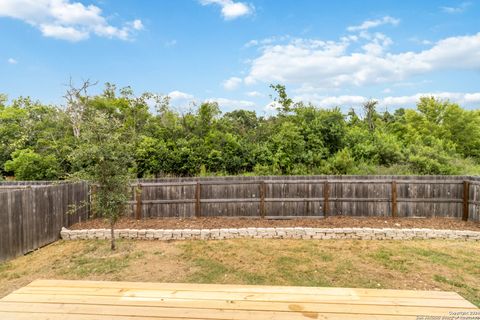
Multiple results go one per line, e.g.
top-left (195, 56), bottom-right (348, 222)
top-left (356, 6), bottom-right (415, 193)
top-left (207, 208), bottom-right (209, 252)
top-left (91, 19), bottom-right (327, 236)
top-left (0, 239), bottom-right (479, 307)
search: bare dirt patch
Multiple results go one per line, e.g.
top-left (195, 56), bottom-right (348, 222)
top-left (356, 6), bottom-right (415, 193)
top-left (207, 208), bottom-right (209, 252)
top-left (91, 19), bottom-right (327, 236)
top-left (70, 216), bottom-right (480, 231)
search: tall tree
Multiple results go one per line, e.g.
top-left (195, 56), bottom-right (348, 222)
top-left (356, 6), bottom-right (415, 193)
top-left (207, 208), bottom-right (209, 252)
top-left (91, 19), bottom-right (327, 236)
top-left (362, 100), bottom-right (378, 132)
top-left (270, 84), bottom-right (294, 113)
top-left (63, 79), bottom-right (97, 138)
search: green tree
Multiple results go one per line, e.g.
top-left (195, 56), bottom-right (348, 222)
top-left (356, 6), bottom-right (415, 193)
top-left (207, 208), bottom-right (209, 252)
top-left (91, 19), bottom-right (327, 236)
top-left (327, 148), bottom-right (356, 174)
top-left (0, 104), bottom-right (28, 175)
top-left (135, 136), bottom-right (170, 177)
top-left (3, 83), bottom-right (480, 180)
top-left (4, 148), bottom-right (60, 180)
top-left (270, 122), bottom-right (306, 174)
top-left (362, 100), bottom-right (379, 132)
top-left (70, 108), bottom-right (133, 250)
top-left (270, 84), bottom-right (295, 113)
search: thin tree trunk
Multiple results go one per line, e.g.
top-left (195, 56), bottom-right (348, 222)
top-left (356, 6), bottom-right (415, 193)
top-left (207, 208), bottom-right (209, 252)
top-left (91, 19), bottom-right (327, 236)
top-left (110, 219), bottom-right (116, 250)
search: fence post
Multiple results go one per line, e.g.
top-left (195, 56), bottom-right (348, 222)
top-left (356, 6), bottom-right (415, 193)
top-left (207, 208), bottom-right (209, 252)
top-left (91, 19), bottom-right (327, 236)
top-left (323, 181), bottom-right (330, 217)
top-left (90, 184), bottom-right (97, 217)
top-left (259, 181), bottom-right (266, 218)
top-left (84, 182), bottom-right (91, 220)
top-left (195, 182), bottom-right (201, 218)
top-left (463, 180), bottom-right (470, 221)
top-left (135, 184), bottom-right (142, 220)
top-left (391, 181), bottom-right (397, 218)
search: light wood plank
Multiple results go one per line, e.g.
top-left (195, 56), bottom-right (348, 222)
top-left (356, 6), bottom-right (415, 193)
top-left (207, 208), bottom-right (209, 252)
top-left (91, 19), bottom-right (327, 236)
top-left (0, 302), bottom-right (343, 320)
top-left (2, 293), bottom-right (478, 316)
top-left (11, 287), bottom-right (475, 308)
top-left (26, 279), bottom-right (465, 300)
top-left (0, 311), bottom-right (422, 320)
top-left (0, 312), bottom-right (210, 320)
top-left (0, 280), bottom-right (477, 320)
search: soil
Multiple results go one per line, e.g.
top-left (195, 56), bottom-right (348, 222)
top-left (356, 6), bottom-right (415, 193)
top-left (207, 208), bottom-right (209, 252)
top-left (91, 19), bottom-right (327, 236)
top-left (69, 216), bottom-right (480, 231)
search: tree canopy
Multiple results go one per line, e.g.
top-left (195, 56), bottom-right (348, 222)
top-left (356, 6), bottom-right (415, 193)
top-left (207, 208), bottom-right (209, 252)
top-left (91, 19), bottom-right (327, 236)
top-left (1, 84), bottom-right (480, 180)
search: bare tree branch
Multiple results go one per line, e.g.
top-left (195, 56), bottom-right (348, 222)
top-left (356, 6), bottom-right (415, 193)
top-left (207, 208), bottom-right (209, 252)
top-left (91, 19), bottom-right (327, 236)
top-left (63, 78), bottom-right (98, 138)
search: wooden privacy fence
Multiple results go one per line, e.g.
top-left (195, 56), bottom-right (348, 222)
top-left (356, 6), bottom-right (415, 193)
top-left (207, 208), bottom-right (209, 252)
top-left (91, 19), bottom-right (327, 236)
top-left (128, 175), bottom-right (480, 221)
top-left (0, 182), bottom-right (89, 262)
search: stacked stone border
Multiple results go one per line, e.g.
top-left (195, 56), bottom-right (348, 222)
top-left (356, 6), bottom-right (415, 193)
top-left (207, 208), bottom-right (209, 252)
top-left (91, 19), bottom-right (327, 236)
top-left (61, 227), bottom-right (480, 241)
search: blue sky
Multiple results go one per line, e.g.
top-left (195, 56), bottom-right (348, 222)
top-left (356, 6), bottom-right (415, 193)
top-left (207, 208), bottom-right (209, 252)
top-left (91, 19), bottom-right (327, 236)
top-left (1, 0), bottom-right (480, 114)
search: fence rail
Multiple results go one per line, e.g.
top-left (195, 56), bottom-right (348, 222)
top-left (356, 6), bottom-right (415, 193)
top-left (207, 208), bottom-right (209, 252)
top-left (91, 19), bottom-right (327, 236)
top-left (128, 176), bottom-right (480, 221)
top-left (0, 182), bottom-right (89, 262)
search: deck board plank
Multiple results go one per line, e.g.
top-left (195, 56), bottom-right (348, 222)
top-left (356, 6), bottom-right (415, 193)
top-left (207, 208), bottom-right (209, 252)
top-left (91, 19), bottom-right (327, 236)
top-left (26, 279), bottom-right (464, 299)
top-left (2, 293), bottom-right (478, 316)
top-left (0, 280), bottom-right (477, 320)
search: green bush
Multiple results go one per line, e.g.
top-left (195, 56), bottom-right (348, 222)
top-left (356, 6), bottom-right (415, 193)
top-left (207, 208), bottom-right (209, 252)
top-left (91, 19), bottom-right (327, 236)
top-left (406, 142), bottom-right (460, 175)
top-left (327, 148), bottom-right (356, 174)
top-left (4, 148), bottom-right (60, 180)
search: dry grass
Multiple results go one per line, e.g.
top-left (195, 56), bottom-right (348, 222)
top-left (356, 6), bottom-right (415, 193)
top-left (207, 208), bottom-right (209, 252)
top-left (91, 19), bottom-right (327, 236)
top-left (0, 239), bottom-right (479, 307)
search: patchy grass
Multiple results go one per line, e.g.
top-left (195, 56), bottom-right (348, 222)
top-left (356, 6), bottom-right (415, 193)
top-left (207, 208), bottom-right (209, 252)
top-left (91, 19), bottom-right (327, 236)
top-left (369, 248), bottom-right (414, 273)
top-left (0, 239), bottom-right (479, 307)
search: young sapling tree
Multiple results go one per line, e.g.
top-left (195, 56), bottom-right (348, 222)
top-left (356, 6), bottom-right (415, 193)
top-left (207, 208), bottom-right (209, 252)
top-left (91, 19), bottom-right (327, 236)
top-left (70, 108), bottom-right (133, 250)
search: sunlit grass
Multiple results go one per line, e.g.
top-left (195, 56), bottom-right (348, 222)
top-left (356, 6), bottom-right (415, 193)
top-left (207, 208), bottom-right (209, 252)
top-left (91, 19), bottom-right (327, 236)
top-left (0, 239), bottom-right (478, 307)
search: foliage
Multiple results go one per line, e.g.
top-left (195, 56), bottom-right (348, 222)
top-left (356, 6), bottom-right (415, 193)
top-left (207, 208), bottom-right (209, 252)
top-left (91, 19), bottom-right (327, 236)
top-left (270, 84), bottom-right (295, 113)
top-left (4, 148), bottom-right (60, 180)
top-left (327, 148), bottom-right (357, 174)
top-left (69, 107), bottom-right (133, 250)
top-left (0, 84), bottom-right (479, 181)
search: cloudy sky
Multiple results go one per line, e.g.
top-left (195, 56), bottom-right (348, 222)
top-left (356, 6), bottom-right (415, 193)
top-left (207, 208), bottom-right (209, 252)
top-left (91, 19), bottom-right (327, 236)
top-left (1, 0), bottom-right (480, 113)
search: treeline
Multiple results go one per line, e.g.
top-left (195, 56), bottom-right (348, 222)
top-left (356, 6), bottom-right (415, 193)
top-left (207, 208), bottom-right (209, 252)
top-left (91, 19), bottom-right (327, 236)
top-left (1, 83), bottom-right (480, 181)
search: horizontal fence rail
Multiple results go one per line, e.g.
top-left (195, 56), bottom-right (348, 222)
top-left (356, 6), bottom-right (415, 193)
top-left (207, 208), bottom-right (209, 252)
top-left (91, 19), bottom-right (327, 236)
top-left (127, 175), bottom-right (480, 222)
top-left (0, 182), bottom-right (89, 262)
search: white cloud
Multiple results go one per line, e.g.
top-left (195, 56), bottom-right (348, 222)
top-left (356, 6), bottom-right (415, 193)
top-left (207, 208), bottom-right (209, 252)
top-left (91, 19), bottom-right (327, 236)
top-left (40, 24), bottom-right (89, 41)
top-left (383, 88), bottom-right (392, 94)
top-left (164, 90), bottom-right (480, 113)
top-left (441, 2), bottom-right (471, 13)
top-left (381, 92), bottom-right (480, 107)
top-left (168, 90), bottom-right (194, 101)
top-left (223, 77), bottom-right (242, 90)
top-left (409, 37), bottom-right (433, 46)
top-left (0, 0), bottom-right (143, 41)
top-left (243, 32), bottom-right (480, 89)
top-left (295, 92), bottom-right (480, 108)
top-left (167, 91), bottom-right (257, 111)
top-left (464, 93), bottom-right (480, 103)
top-left (7, 58), bottom-right (17, 64)
top-left (130, 19), bottom-right (144, 31)
top-left (393, 80), bottom-right (432, 87)
top-left (200, 0), bottom-right (253, 20)
top-left (264, 101), bottom-right (281, 111)
top-left (244, 35), bottom-right (290, 48)
top-left (361, 32), bottom-right (393, 56)
top-left (294, 94), bottom-right (368, 108)
top-left (166, 91), bottom-right (197, 113)
top-left (347, 16), bottom-right (400, 32)
top-left (380, 94), bottom-right (423, 107)
top-left (164, 39), bottom-right (177, 48)
top-left (205, 97), bottom-right (256, 109)
top-left (244, 39), bottom-right (258, 48)
top-left (246, 91), bottom-right (263, 97)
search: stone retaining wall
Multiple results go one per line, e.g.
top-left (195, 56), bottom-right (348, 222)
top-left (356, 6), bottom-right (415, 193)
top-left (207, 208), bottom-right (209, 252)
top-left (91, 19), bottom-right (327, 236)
top-left (61, 227), bottom-right (480, 241)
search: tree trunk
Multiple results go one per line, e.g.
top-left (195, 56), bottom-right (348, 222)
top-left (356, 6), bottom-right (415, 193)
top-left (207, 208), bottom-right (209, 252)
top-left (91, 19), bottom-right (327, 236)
top-left (110, 219), bottom-right (116, 251)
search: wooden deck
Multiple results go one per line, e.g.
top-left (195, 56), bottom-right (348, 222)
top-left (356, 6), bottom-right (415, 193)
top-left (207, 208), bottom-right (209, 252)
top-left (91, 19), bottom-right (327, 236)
top-left (0, 280), bottom-right (477, 319)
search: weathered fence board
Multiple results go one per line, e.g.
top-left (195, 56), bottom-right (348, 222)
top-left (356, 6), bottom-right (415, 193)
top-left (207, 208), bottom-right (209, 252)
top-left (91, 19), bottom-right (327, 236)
top-left (2, 176), bottom-right (479, 262)
top-left (129, 176), bottom-right (480, 221)
top-left (0, 182), bottom-right (89, 262)
top-left (470, 177), bottom-right (480, 222)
